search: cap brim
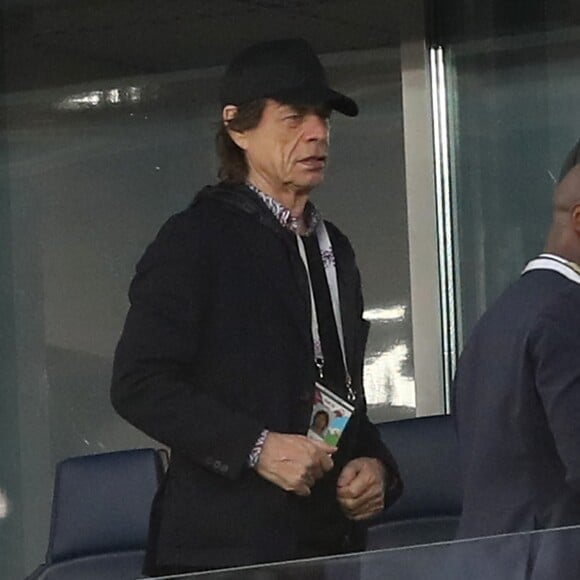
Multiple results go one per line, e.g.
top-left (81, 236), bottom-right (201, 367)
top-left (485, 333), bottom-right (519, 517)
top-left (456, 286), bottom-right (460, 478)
top-left (271, 85), bottom-right (359, 117)
top-left (326, 88), bottom-right (359, 117)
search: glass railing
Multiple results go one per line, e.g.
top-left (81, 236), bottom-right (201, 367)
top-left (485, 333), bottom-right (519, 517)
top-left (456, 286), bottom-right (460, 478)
top-left (151, 524), bottom-right (580, 580)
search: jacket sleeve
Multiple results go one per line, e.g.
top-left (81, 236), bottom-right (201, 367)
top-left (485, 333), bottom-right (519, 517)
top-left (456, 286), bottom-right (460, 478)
top-left (532, 290), bottom-right (580, 494)
top-left (111, 210), bottom-right (264, 480)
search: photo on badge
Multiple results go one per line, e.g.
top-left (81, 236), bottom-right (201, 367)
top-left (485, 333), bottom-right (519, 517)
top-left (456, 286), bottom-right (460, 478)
top-left (307, 382), bottom-right (354, 446)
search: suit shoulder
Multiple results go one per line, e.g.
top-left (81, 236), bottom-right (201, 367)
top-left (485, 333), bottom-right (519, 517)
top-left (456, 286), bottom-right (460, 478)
top-left (520, 270), bottom-right (580, 319)
top-left (533, 276), bottom-right (580, 327)
top-left (463, 271), bottom-right (579, 350)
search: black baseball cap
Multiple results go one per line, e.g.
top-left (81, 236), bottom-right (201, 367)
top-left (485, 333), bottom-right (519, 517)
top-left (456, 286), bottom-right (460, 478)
top-left (559, 138), bottom-right (580, 182)
top-left (220, 38), bottom-right (359, 117)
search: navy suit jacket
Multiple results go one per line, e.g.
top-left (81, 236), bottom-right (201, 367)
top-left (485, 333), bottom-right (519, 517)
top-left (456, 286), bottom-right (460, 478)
top-left (454, 266), bottom-right (580, 539)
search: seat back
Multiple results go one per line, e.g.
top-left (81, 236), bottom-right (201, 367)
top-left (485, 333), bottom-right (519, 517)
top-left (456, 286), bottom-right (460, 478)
top-left (367, 414), bottom-right (462, 549)
top-left (26, 448), bottom-right (165, 580)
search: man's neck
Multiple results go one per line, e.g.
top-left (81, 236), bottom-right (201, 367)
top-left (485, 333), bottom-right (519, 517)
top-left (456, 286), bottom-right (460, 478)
top-left (542, 249), bottom-right (580, 271)
top-left (247, 176), bottom-right (310, 217)
top-left (543, 230), bottom-right (580, 268)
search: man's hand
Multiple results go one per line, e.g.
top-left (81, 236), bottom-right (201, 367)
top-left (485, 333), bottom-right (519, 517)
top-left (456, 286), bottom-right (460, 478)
top-left (255, 432), bottom-right (336, 496)
top-left (336, 457), bottom-right (387, 520)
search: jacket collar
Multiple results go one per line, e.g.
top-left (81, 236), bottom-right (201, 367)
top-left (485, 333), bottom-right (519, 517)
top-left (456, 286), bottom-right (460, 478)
top-left (193, 182), bottom-right (313, 347)
top-left (192, 182), bottom-right (357, 383)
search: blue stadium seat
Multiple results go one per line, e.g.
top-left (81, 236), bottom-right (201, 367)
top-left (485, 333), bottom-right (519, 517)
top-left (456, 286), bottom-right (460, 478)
top-left (26, 448), bottom-right (166, 580)
top-left (367, 414), bottom-right (462, 549)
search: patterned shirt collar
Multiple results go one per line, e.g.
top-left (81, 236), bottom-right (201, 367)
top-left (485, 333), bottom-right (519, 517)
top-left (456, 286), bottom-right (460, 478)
top-left (247, 182), bottom-right (321, 236)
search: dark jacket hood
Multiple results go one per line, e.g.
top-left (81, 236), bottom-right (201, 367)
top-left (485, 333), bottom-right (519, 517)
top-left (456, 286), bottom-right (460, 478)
top-left (192, 182), bottom-right (263, 216)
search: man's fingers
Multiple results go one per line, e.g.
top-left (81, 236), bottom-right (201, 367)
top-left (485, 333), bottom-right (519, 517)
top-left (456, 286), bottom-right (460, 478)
top-left (320, 452), bottom-right (334, 472)
top-left (301, 471), bottom-right (317, 489)
top-left (256, 432), bottom-right (336, 496)
top-left (336, 462), bottom-right (359, 488)
top-left (304, 438), bottom-right (335, 478)
top-left (338, 472), bottom-right (369, 498)
top-left (306, 453), bottom-right (333, 481)
top-left (337, 482), bottom-right (379, 508)
top-left (356, 495), bottom-right (384, 518)
top-left (338, 491), bottom-right (384, 520)
top-left (349, 500), bottom-right (384, 520)
top-left (295, 481), bottom-right (312, 497)
top-left (310, 439), bottom-right (338, 455)
top-left (336, 457), bottom-right (387, 519)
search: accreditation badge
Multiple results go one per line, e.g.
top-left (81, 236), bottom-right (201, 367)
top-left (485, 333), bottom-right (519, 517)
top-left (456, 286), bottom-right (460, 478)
top-left (307, 382), bottom-right (354, 446)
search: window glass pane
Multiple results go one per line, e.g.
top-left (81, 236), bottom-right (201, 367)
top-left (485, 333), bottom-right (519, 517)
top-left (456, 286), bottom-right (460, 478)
top-left (317, 50), bottom-right (415, 422)
top-left (435, 4), bottom-right (580, 340)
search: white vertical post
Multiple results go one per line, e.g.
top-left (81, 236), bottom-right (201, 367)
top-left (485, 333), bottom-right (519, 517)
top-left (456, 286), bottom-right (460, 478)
top-left (400, 0), bottom-right (446, 416)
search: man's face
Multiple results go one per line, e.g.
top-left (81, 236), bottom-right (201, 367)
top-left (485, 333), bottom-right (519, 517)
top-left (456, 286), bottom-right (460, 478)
top-left (233, 99), bottom-right (331, 196)
top-left (314, 412), bottom-right (328, 432)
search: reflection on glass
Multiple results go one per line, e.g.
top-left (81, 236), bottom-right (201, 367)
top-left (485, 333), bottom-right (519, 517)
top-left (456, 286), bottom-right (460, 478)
top-left (0, 489), bottom-right (9, 519)
top-left (54, 86), bottom-right (145, 110)
top-left (365, 343), bottom-right (415, 407)
top-left (153, 524), bottom-right (580, 580)
top-left (364, 306), bottom-right (406, 322)
top-left (364, 304), bottom-right (415, 417)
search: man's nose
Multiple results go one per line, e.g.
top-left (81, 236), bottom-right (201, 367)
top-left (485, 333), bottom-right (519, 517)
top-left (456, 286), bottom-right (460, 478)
top-left (303, 114), bottom-right (329, 141)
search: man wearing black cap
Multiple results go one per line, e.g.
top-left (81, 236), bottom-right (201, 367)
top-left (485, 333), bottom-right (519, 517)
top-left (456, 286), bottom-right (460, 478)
top-left (454, 139), bottom-right (580, 543)
top-left (111, 38), bottom-right (402, 575)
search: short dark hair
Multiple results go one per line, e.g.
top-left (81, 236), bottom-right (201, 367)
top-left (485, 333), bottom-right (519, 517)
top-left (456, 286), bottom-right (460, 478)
top-left (215, 99), bottom-right (267, 184)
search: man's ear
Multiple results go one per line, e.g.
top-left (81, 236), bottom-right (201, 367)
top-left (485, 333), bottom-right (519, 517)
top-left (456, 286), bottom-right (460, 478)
top-left (222, 105), bottom-right (248, 150)
top-left (572, 204), bottom-right (580, 236)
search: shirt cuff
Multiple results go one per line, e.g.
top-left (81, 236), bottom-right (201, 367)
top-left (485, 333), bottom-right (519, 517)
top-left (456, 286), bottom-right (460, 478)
top-left (247, 429), bottom-right (269, 469)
